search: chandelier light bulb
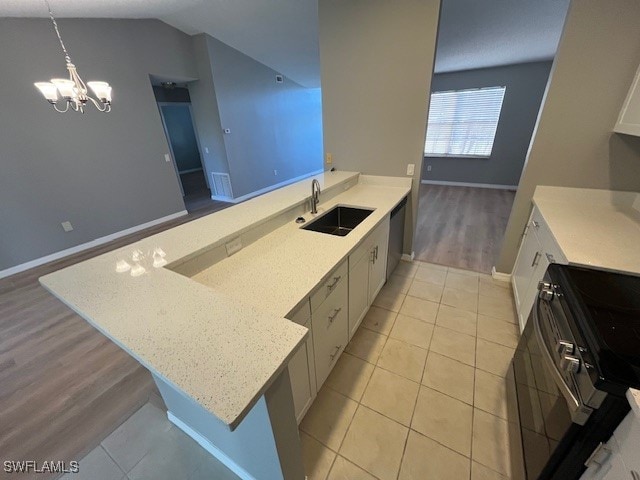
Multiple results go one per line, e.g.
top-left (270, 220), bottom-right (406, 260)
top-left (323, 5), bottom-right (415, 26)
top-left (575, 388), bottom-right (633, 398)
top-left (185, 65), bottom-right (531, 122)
top-left (51, 78), bottom-right (76, 99)
top-left (87, 81), bottom-right (112, 102)
top-left (34, 82), bottom-right (59, 102)
top-left (35, 0), bottom-right (112, 113)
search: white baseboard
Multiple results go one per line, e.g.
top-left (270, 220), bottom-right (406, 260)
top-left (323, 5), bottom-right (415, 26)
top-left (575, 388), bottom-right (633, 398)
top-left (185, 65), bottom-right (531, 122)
top-left (0, 210), bottom-right (188, 279)
top-left (211, 194), bottom-right (235, 202)
top-left (401, 252), bottom-right (415, 262)
top-left (167, 411), bottom-right (255, 480)
top-left (421, 180), bottom-right (518, 190)
top-left (491, 266), bottom-right (512, 282)
top-left (216, 169), bottom-right (324, 205)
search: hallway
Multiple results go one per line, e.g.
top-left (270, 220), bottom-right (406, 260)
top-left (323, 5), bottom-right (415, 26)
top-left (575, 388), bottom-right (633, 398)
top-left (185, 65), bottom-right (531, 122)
top-left (413, 185), bottom-right (516, 273)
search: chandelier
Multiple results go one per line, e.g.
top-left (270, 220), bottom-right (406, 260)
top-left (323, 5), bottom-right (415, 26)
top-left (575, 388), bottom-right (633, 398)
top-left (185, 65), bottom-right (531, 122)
top-left (34, 0), bottom-right (112, 113)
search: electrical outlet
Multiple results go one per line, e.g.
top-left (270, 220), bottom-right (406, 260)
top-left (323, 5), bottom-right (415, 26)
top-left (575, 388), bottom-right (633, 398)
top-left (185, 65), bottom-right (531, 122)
top-left (326, 153), bottom-right (333, 165)
top-left (273, 169), bottom-right (278, 176)
top-left (223, 128), bottom-right (231, 134)
top-left (225, 237), bottom-right (243, 256)
top-left (204, 147), bottom-right (209, 154)
top-left (164, 153), bottom-right (171, 163)
top-left (61, 221), bottom-right (73, 232)
top-left (406, 163), bottom-right (415, 176)
top-left (427, 165), bottom-right (432, 172)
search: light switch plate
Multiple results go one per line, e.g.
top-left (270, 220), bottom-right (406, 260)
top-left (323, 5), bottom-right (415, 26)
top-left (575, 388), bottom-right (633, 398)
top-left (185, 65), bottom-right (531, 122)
top-left (61, 221), bottom-right (73, 232)
top-left (406, 164), bottom-right (415, 175)
top-left (164, 153), bottom-right (171, 163)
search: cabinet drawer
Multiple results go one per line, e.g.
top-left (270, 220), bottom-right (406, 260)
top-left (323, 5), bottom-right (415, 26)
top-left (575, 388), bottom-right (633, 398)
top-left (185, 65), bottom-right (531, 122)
top-left (312, 279), bottom-right (348, 388)
top-left (310, 260), bottom-right (348, 313)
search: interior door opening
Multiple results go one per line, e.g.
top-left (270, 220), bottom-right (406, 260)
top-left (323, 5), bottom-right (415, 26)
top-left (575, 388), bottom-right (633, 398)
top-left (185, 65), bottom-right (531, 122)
top-left (412, 0), bottom-right (570, 274)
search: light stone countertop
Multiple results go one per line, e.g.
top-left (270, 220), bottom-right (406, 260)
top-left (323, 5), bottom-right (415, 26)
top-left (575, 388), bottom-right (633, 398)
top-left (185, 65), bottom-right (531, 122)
top-left (626, 389), bottom-right (640, 419)
top-left (533, 186), bottom-right (640, 275)
top-left (192, 176), bottom-right (412, 318)
top-left (39, 171), bottom-right (410, 430)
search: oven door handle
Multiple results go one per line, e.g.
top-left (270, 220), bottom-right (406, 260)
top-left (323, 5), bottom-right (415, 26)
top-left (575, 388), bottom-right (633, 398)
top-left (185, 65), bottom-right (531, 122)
top-left (532, 300), bottom-right (593, 425)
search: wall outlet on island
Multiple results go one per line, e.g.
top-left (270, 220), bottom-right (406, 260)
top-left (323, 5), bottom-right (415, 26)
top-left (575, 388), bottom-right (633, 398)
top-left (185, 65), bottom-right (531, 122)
top-left (406, 163), bottom-right (415, 176)
top-left (61, 221), bottom-right (73, 232)
top-left (427, 165), bottom-right (432, 172)
top-left (273, 169), bottom-right (278, 176)
top-left (225, 237), bottom-right (243, 256)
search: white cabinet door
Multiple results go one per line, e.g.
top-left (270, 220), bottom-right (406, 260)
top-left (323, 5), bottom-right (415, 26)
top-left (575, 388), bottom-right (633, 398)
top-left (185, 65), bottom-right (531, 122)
top-left (288, 319), bottom-right (314, 424)
top-left (368, 219), bottom-right (389, 304)
top-left (349, 252), bottom-right (370, 340)
top-left (512, 217), bottom-right (543, 329)
top-left (614, 63), bottom-right (640, 136)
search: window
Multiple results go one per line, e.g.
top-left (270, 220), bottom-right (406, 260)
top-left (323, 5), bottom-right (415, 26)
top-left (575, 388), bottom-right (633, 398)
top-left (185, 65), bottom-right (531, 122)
top-left (424, 86), bottom-right (506, 158)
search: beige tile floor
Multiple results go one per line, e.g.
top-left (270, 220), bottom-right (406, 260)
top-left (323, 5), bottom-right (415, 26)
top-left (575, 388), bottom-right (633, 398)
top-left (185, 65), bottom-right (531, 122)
top-left (300, 260), bottom-right (521, 480)
top-left (63, 260), bottom-right (520, 480)
top-left (60, 402), bottom-right (239, 480)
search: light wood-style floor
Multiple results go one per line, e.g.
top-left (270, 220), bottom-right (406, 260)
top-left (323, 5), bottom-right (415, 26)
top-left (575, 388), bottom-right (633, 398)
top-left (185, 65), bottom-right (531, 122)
top-left (413, 185), bottom-right (516, 274)
top-left (0, 200), bottom-right (230, 477)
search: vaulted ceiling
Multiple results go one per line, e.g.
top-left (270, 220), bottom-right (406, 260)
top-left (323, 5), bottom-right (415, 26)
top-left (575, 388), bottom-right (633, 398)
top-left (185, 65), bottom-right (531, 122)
top-left (0, 0), bottom-right (570, 87)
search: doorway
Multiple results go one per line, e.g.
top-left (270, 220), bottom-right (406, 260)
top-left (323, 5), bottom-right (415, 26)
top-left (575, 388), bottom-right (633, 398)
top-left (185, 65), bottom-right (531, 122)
top-left (157, 102), bottom-right (211, 212)
top-left (413, 0), bottom-right (570, 274)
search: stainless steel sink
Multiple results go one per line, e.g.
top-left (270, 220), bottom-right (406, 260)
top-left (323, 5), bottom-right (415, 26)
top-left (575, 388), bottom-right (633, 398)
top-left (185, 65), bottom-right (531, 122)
top-left (302, 206), bottom-right (374, 236)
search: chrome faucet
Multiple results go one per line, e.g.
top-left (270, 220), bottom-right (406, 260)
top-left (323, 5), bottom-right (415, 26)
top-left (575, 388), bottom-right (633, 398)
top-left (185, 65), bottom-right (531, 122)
top-left (311, 179), bottom-right (321, 214)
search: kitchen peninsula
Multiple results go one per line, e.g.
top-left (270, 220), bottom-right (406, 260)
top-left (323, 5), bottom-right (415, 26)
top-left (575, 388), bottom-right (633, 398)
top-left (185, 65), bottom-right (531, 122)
top-left (40, 171), bottom-right (411, 480)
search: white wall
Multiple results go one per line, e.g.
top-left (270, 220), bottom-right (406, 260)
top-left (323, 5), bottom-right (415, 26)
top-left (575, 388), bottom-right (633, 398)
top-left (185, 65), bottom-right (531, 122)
top-left (318, 0), bottom-right (441, 253)
top-left (496, 0), bottom-right (640, 273)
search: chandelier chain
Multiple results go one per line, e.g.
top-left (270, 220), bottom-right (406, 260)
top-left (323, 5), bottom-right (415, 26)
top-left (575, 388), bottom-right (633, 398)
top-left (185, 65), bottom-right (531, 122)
top-left (44, 0), bottom-right (72, 64)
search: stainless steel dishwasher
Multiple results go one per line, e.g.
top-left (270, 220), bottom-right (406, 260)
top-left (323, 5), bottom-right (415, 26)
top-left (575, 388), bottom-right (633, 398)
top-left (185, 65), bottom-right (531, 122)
top-left (386, 195), bottom-right (407, 279)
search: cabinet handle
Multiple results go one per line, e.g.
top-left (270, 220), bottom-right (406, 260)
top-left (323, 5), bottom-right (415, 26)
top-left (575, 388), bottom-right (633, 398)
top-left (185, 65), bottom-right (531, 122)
top-left (327, 276), bottom-right (341, 292)
top-left (328, 307), bottom-right (342, 324)
top-left (370, 249), bottom-right (375, 264)
top-left (584, 442), bottom-right (611, 469)
top-left (532, 220), bottom-right (540, 229)
top-left (375, 245), bottom-right (379, 260)
top-left (329, 345), bottom-right (342, 364)
top-left (531, 251), bottom-right (541, 267)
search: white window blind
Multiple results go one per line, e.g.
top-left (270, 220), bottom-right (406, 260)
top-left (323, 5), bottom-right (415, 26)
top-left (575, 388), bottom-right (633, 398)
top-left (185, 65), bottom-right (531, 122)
top-left (424, 86), bottom-right (506, 158)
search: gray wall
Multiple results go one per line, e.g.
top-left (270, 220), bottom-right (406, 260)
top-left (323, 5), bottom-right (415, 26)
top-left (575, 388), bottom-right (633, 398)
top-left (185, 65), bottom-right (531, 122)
top-left (0, 18), bottom-right (197, 271)
top-left (318, 0), bottom-right (441, 254)
top-left (189, 35), bottom-right (231, 177)
top-left (423, 61), bottom-right (552, 186)
top-left (496, 0), bottom-right (640, 273)
top-left (206, 36), bottom-right (323, 199)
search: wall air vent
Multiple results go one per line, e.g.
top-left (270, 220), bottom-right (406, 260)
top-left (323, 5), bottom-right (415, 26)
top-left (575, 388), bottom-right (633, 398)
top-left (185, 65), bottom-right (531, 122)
top-left (211, 172), bottom-right (234, 200)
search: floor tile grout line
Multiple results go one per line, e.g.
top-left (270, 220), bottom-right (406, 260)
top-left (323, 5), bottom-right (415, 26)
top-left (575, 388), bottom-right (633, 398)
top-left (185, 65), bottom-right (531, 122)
top-left (99, 444), bottom-right (128, 477)
top-left (308, 260), bottom-right (515, 479)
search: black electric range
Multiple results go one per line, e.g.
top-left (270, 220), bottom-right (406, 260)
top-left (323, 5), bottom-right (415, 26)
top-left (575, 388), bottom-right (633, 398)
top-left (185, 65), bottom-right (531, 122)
top-left (511, 263), bottom-right (640, 479)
